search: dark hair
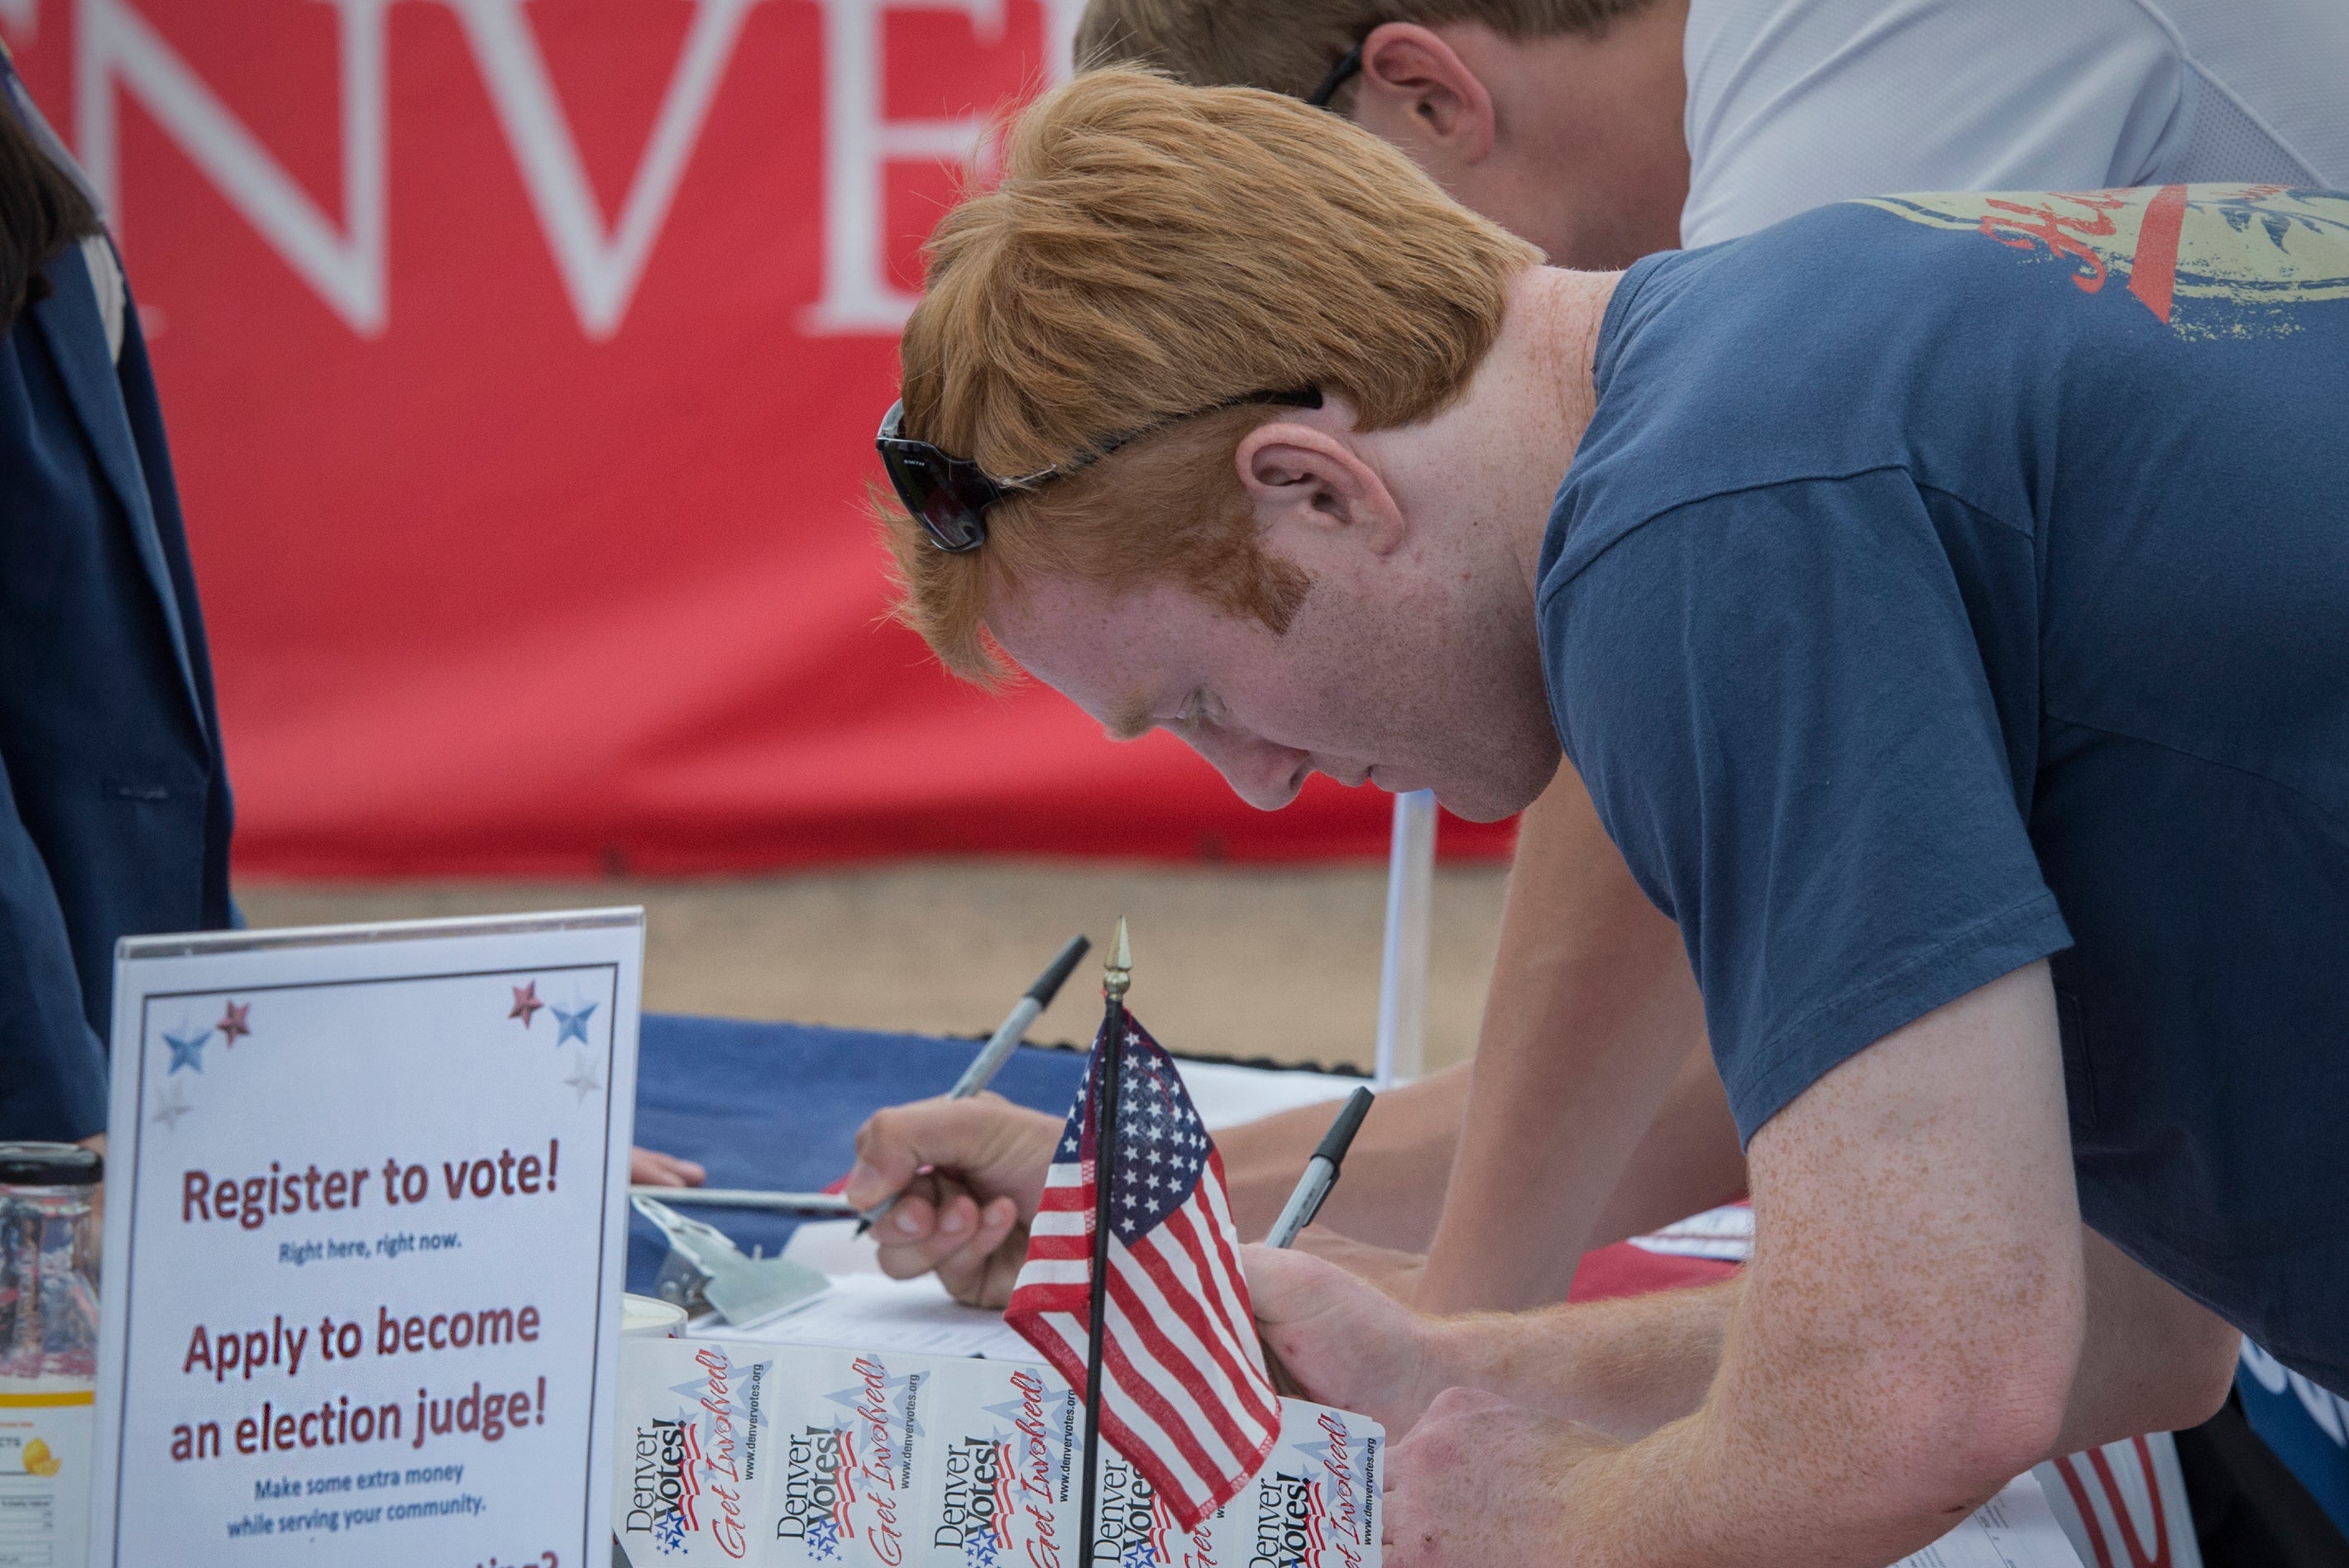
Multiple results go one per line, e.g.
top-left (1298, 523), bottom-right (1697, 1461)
top-left (0, 104), bottom-right (101, 335)
top-left (1076, 0), bottom-right (1653, 108)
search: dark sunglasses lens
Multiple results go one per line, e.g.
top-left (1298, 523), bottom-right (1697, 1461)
top-left (881, 442), bottom-right (987, 552)
top-left (920, 488), bottom-right (985, 552)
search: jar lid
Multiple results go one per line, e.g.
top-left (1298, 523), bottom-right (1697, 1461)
top-left (0, 1143), bottom-right (103, 1187)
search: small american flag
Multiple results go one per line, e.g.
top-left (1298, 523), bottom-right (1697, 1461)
top-left (1003, 1013), bottom-right (1280, 1532)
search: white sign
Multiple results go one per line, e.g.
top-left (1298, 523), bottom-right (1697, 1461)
top-left (91, 910), bottom-right (644, 1567)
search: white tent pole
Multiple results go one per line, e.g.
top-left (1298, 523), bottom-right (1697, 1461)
top-left (1373, 789), bottom-right (1438, 1088)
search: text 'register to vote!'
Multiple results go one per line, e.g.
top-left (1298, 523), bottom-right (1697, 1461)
top-left (181, 1143), bottom-right (567, 1232)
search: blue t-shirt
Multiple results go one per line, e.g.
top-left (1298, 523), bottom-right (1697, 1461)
top-left (1539, 185), bottom-right (2349, 1395)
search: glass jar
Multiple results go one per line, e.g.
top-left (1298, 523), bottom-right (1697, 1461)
top-left (0, 1140), bottom-right (103, 1568)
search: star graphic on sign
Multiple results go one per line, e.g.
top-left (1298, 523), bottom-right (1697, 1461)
top-left (562, 1054), bottom-right (604, 1105)
top-left (215, 1000), bottom-right (251, 1045)
top-left (165, 1027), bottom-right (210, 1074)
top-left (551, 1000), bottom-right (598, 1046)
top-left (510, 982), bottom-right (544, 1027)
top-left (552, 1000), bottom-right (601, 1046)
top-left (151, 1081), bottom-right (193, 1131)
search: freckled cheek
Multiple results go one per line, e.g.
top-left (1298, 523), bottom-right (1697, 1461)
top-left (1294, 662), bottom-right (1379, 732)
top-left (1289, 693), bottom-right (1380, 760)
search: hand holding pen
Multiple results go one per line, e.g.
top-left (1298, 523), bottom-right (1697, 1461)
top-left (1257, 1085), bottom-right (1376, 1398)
top-left (1265, 1085), bottom-right (1376, 1249)
top-left (855, 933), bottom-right (1090, 1235)
top-left (648, 936), bottom-right (1088, 1255)
top-left (836, 937), bottom-right (1092, 1306)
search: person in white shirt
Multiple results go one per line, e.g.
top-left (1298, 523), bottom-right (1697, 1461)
top-left (840, 0), bottom-right (2349, 1319)
top-left (1682, 0), bottom-right (2344, 245)
top-left (1085, 0), bottom-right (2347, 268)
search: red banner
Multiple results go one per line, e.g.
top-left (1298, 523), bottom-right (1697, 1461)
top-left (3, 0), bottom-right (1511, 875)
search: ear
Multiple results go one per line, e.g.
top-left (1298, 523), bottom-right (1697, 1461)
top-left (1350, 22), bottom-right (1497, 167)
top-left (1233, 421), bottom-right (1409, 559)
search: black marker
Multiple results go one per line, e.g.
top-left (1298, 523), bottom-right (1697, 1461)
top-left (1265, 1086), bottom-right (1375, 1248)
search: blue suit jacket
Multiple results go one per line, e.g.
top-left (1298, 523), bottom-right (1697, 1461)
top-left (0, 240), bottom-right (235, 1139)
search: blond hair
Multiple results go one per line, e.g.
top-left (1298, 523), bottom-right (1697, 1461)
top-left (884, 69), bottom-right (1540, 681)
top-left (1075, 0), bottom-right (1650, 110)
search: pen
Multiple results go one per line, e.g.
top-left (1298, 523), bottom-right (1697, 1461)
top-left (946, 933), bottom-right (1093, 1099)
top-left (630, 1187), bottom-right (859, 1217)
top-left (857, 933), bottom-right (1093, 1235)
top-left (1264, 1086), bottom-right (1375, 1249)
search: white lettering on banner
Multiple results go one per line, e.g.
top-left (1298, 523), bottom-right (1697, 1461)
top-left (441, 0), bottom-right (768, 340)
top-left (54, 0), bottom-right (1077, 339)
top-left (73, 0), bottom-right (763, 341)
top-left (2241, 1339), bottom-right (2349, 1447)
top-left (801, 0), bottom-right (1087, 335)
top-left (74, 0), bottom-right (392, 334)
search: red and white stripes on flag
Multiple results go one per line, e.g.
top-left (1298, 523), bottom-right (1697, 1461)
top-left (1003, 1012), bottom-right (1280, 1532)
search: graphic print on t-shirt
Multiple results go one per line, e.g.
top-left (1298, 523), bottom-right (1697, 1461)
top-left (1856, 184), bottom-right (2349, 334)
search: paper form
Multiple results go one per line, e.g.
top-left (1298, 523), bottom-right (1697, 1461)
top-left (1898, 1470), bottom-right (2083, 1568)
top-left (704, 1271), bottom-right (1039, 1361)
top-left (1628, 1202), bottom-right (1755, 1262)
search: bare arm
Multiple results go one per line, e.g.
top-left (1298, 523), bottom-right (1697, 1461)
top-left (1278, 1043), bottom-right (1743, 1302)
top-left (1218, 1064), bottom-right (1468, 1243)
top-left (2061, 1228), bottom-right (2241, 1454)
top-left (1235, 793), bottom-right (1744, 1258)
top-left (1255, 1221), bottom-right (2237, 1457)
top-left (1418, 763), bottom-right (1725, 1312)
top-left (1585, 1035), bottom-right (1743, 1250)
top-left (1256, 962), bottom-right (2239, 1566)
top-left (1177, 757), bottom-right (1735, 1264)
top-left (629, 1147), bottom-right (706, 1188)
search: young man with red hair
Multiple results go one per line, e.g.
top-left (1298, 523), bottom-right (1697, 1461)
top-left (850, 0), bottom-right (2349, 1322)
top-left (867, 69), bottom-right (2347, 1565)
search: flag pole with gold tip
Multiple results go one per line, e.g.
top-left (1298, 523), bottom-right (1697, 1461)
top-left (1075, 917), bottom-right (1131, 1568)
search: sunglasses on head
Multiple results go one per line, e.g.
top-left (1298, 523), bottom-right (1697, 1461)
top-left (877, 386), bottom-right (1324, 554)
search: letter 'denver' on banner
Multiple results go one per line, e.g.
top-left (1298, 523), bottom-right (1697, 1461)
top-left (89, 910), bottom-right (644, 1566)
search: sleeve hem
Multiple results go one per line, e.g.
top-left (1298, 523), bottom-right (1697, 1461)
top-left (1725, 893), bottom-right (2074, 1145)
